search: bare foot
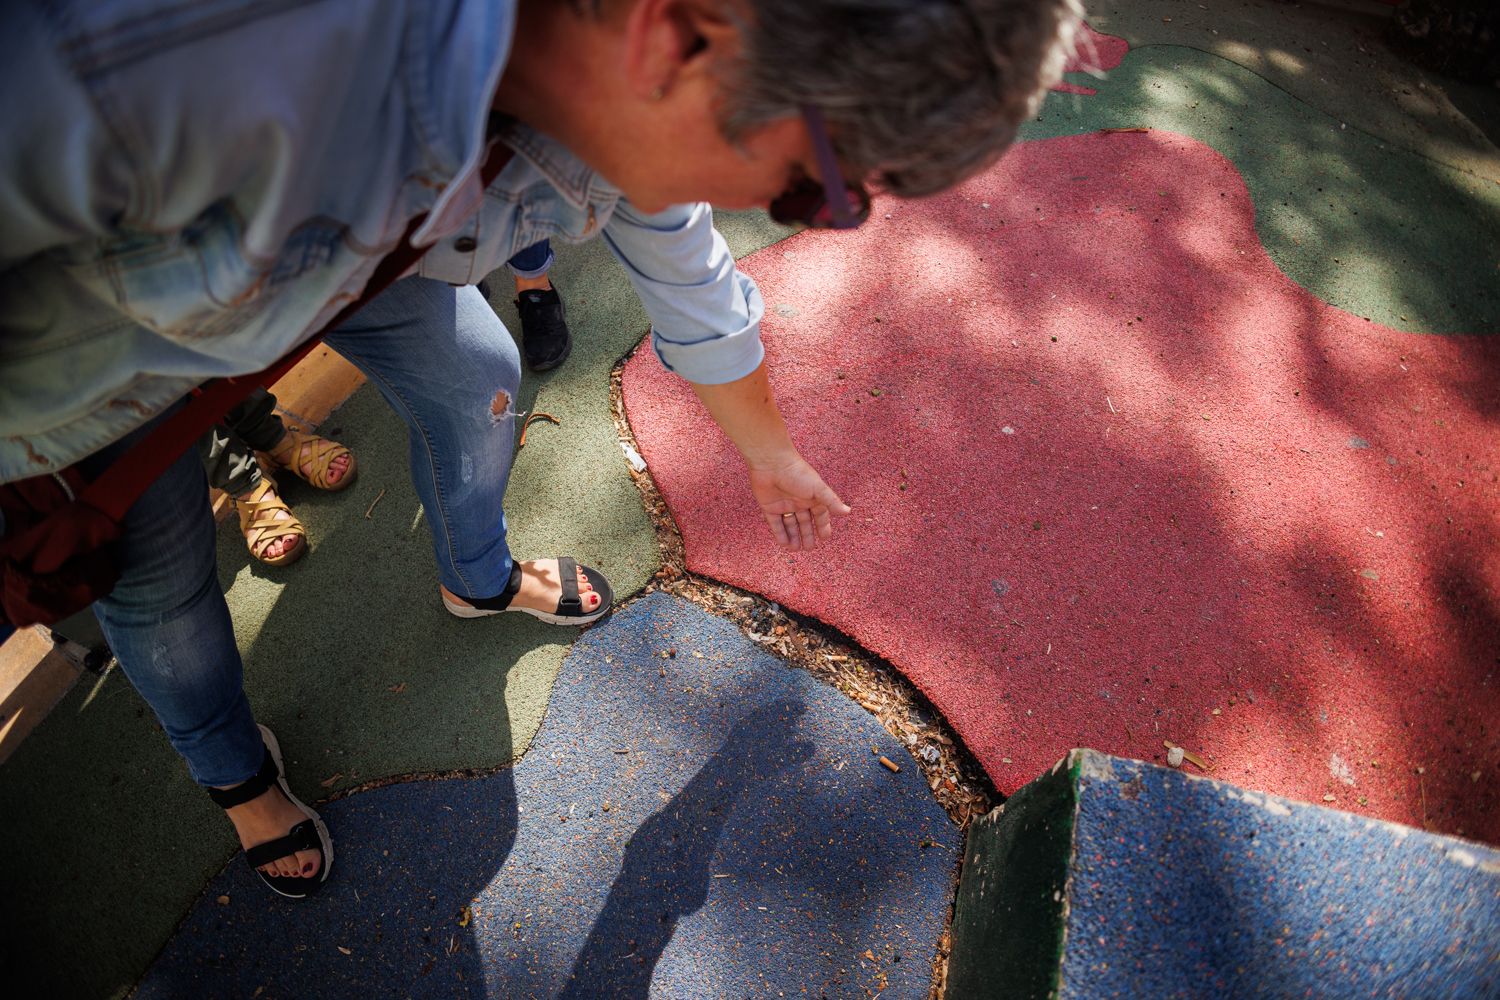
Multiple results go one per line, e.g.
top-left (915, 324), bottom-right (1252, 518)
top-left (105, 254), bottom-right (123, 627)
top-left (514, 273), bottom-right (553, 294)
top-left (218, 783), bottom-right (321, 880)
top-left (324, 452), bottom-right (351, 485)
top-left (440, 559), bottom-right (601, 614)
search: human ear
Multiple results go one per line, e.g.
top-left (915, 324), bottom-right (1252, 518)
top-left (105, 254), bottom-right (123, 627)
top-left (622, 0), bottom-right (740, 102)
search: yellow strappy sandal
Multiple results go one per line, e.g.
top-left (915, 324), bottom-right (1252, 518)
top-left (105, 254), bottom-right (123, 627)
top-left (236, 480), bottom-right (307, 566)
top-left (267, 429), bottom-right (357, 492)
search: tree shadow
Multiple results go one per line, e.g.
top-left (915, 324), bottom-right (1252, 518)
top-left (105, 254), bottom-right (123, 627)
top-left (622, 123), bottom-right (1500, 841)
top-left (1081, 0), bottom-right (1500, 177)
top-left (1026, 42), bottom-right (1500, 336)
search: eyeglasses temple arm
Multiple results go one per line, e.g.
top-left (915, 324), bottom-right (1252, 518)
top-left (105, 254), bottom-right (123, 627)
top-left (801, 105), bottom-right (858, 229)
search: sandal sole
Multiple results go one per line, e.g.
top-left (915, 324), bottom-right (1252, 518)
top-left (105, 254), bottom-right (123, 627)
top-left (255, 724), bottom-right (334, 899)
top-left (442, 595), bottom-right (609, 626)
top-left (441, 561), bottom-right (611, 626)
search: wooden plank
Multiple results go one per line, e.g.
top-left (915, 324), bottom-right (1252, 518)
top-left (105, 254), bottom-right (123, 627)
top-left (267, 344), bottom-right (365, 430)
top-left (209, 343), bottom-right (366, 521)
top-left (0, 628), bottom-right (82, 766)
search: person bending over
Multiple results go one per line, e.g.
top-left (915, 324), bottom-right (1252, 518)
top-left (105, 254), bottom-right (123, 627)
top-left (0, 0), bottom-right (1079, 897)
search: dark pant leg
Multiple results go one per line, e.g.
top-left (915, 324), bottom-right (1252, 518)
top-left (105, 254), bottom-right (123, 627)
top-left (200, 423), bottom-right (263, 496)
top-left (91, 407), bottom-right (264, 787)
top-left (199, 389), bottom-right (286, 496)
top-left (226, 388), bottom-right (286, 452)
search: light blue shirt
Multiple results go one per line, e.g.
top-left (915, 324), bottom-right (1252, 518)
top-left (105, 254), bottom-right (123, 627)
top-left (0, 0), bottom-right (765, 482)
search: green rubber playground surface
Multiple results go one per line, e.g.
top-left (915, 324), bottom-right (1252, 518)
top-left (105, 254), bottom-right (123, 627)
top-left (1081, 0), bottom-right (1499, 183)
top-left (1028, 44), bottom-right (1500, 334)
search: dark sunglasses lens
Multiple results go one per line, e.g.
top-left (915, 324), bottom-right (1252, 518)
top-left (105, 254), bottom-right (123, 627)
top-left (768, 179), bottom-right (825, 226)
top-left (769, 180), bottom-right (871, 229)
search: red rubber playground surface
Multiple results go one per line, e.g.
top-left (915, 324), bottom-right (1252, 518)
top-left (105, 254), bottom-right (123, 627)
top-left (624, 130), bottom-right (1500, 842)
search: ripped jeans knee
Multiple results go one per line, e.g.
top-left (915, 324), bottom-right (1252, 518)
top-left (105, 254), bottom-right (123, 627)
top-left (490, 387), bottom-right (517, 424)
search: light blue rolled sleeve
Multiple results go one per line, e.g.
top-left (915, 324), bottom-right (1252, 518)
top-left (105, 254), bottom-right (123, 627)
top-left (601, 200), bottom-right (765, 385)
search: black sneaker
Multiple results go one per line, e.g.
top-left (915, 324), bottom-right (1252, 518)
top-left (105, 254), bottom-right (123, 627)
top-left (515, 284), bottom-right (572, 371)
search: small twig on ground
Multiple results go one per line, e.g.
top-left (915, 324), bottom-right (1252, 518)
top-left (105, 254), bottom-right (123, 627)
top-left (1101, 126), bottom-right (1151, 133)
top-left (518, 411), bottom-right (560, 449)
top-left (364, 488), bottom-right (386, 519)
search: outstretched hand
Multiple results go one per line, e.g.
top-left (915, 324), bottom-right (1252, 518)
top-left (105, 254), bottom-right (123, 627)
top-left (688, 361), bottom-right (852, 551)
top-left (747, 452), bottom-right (852, 551)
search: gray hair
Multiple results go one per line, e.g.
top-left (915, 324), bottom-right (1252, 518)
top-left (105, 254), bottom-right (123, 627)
top-left (723, 0), bottom-right (1084, 197)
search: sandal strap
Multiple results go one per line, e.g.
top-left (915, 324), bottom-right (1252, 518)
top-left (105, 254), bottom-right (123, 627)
top-left (459, 561), bottom-right (525, 612)
top-left (237, 483), bottom-right (305, 557)
top-left (275, 429), bottom-right (350, 489)
top-left (244, 819), bottom-right (322, 869)
top-left (245, 510), bottom-right (302, 532)
top-left (557, 556), bottom-right (581, 615)
top-left (206, 746), bottom-right (279, 810)
top-left (242, 505), bottom-right (303, 528)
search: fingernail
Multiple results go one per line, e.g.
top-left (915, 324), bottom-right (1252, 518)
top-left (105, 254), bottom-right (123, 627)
top-left (303, 863), bottom-right (315, 874)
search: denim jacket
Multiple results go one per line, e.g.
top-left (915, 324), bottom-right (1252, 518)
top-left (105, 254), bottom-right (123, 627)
top-left (0, 0), bottom-right (764, 482)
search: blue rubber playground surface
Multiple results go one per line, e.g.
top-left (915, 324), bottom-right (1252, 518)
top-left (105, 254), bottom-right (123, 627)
top-left (1058, 756), bottom-right (1500, 999)
top-left (135, 595), bottom-right (959, 998)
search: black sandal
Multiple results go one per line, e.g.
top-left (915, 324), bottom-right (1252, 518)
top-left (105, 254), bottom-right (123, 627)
top-left (207, 725), bottom-right (333, 899)
top-left (442, 556), bottom-right (612, 626)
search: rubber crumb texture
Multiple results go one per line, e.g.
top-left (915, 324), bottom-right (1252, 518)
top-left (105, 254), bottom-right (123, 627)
top-left (1032, 35), bottom-right (1500, 334)
top-left (1074, 0), bottom-right (1500, 179)
top-left (1061, 752), bottom-right (1500, 999)
top-left (622, 129), bottom-right (1500, 841)
top-left (136, 593), bottom-right (958, 999)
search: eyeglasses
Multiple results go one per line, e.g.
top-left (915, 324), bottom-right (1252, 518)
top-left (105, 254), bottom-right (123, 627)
top-left (767, 105), bottom-right (871, 230)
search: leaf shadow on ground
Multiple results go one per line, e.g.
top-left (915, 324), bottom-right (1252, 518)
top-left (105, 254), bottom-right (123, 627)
top-left (625, 126), bottom-right (1500, 844)
top-left (1030, 43), bottom-right (1500, 335)
top-left (1080, 0), bottom-right (1500, 180)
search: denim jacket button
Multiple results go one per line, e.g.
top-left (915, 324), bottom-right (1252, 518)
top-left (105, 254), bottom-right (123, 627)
top-left (453, 236), bottom-right (477, 253)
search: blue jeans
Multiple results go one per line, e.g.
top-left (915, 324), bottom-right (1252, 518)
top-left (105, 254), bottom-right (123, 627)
top-left (90, 276), bottom-right (521, 788)
top-left (507, 240), bottom-right (552, 279)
